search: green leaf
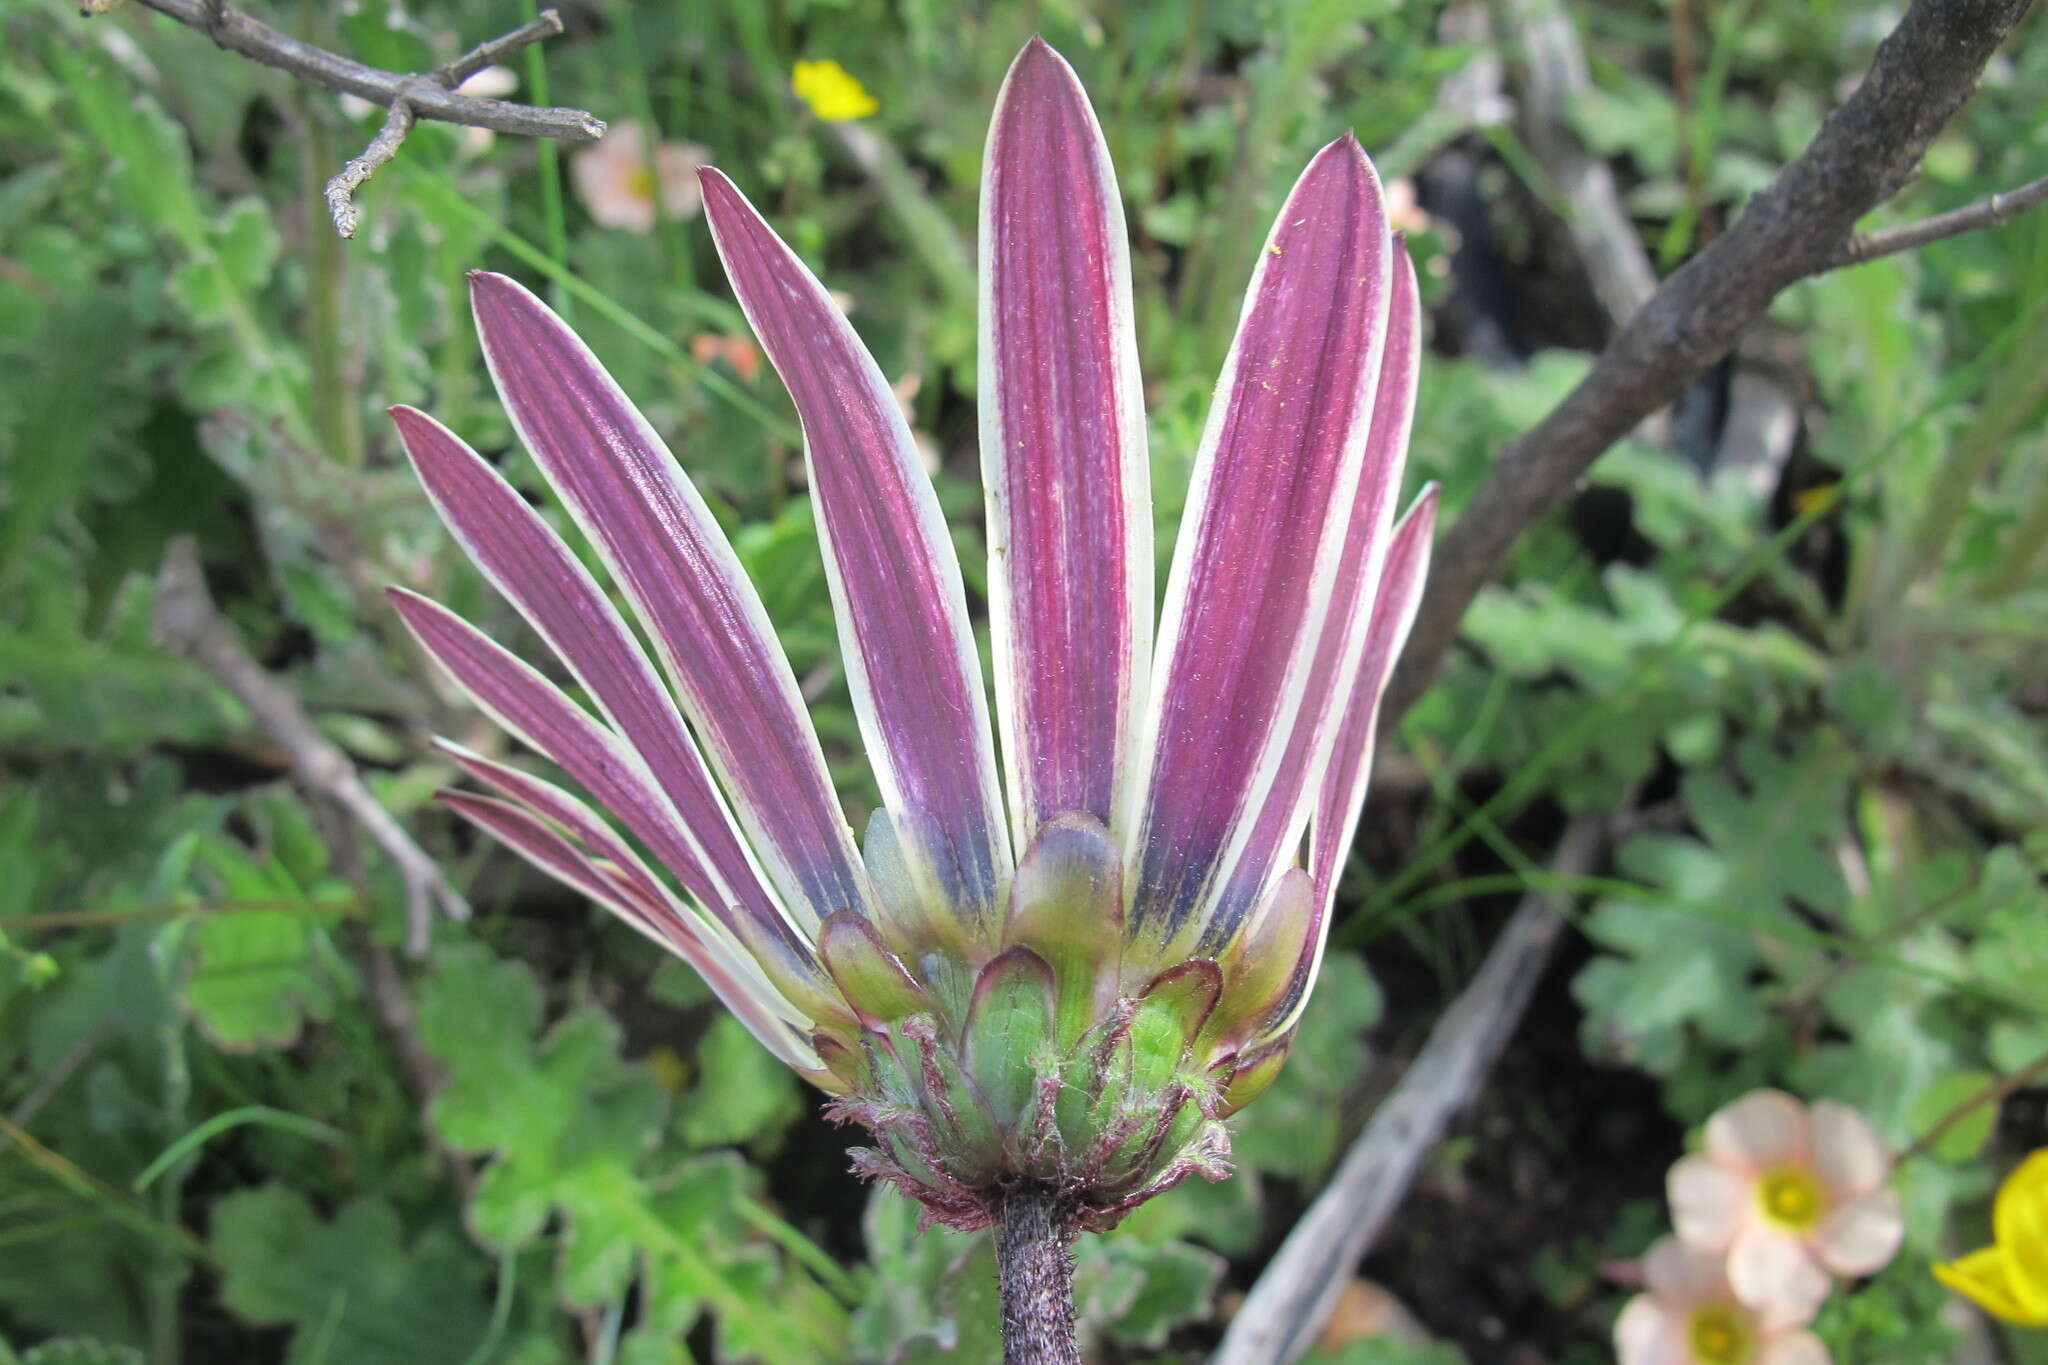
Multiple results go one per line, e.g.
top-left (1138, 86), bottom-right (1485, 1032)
top-left (1077, 1238), bottom-right (1224, 1348)
top-left (210, 1185), bottom-right (493, 1365)
top-left (675, 1014), bottom-right (802, 1152)
top-left (416, 944), bottom-right (827, 1358)
top-left (19, 1342), bottom-right (146, 1365)
top-left (1574, 738), bottom-right (1850, 1073)
top-left (177, 835), bottom-right (339, 1051)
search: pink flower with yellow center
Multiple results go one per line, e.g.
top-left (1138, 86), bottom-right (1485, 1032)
top-left (1668, 1090), bottom-right (1904, 1321)
top-left (1616, 1237), bottom-right (1831, 1365)
top-left (570, 120), bottom-right (710, 233)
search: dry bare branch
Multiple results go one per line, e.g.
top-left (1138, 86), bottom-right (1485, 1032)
top-left (151, 537), bottom-right (467, 955)
top-left (123, 0), bottom-right (603, 236)
top-left (1386, 0), bottom-right (2039, 725)
top-left (1837, 172), bottom-right (2048, 266)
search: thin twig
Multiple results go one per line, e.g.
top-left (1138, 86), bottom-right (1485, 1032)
top-left (1385, 0), bottom-right (2037, 725)
top-left (1838, 173), bottom-right (2048, 266)
top-left (150, 537), bottom-right (466, 954)
top-left (123, 0), bottom-right (603, 236)
top-left (324, 96), bottom-right (417, 238)
top-left (1897, 1048), bottom-right (2048, 1166)
top-left (7, 1022), bottom-right (114, 1129)
top-left (1213, 820), bottom-right (1606, 1365)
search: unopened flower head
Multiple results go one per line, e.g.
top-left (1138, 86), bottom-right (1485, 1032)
top-left (1616, 1236), bottom-right (1831, 1365)
top-left (392, 39), bottom-right (1432, 1231)
top-left (1668, 1090), bottom-right (1904, 1321)
top-left (1933, 1147), bottom-right (2048, 1326)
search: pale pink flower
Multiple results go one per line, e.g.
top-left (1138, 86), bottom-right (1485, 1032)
top-left (1383, 176), bottom-right (1431, 235)
top-left (1668, 1090), bottom-right (1903, 1321)
top-left (1616, 1237), bottom-right (1831, 1365)
top-left (571, 121), bottom-right (710, 233)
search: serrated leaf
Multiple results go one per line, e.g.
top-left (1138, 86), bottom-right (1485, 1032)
top-left (210, 1185), bottom-right (493, 1365)
top-left (675, 1014), bottom-right (802, 1152)
top-left (1080, 1238), bottom-right (1223, 1347)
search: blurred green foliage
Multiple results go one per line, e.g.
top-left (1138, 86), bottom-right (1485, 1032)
top-left (1, 0), bottom-right (2045, 1360)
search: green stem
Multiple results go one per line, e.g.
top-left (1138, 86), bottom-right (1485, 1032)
top-left (521, 0), bottom-right (572, 316)
top-left (1879, 296), bottom-right (2048, 609)
top-left (1975, 442), bottom-right (2048, 599)
top-left (303, 114), bottom-right (364, 468)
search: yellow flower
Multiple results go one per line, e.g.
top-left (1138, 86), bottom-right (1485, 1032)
top-left (1934, 1148), bottom-right (2048, 1326)
top-left (792, 59), bottom-right (878, 122)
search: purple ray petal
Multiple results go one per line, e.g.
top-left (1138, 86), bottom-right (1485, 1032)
top-left (1305, 486), bottom-right (1437, 908)
top-left (699, 172), bottom-right (1008, 932)
top-left (979, 39), bottom-right (1152, 850)
top-left (1130, 136), bottom-right (1392, 948)
top-left (390, 404), bottom-right (785, 937)
top-left (437, 737), bottom-right (678, 925)
top-left (435, 762), bottom-right (807, 1025)
top-left (439, 790), bottom-right (821, 1071)
top-left (1265, 485), bottom-right (1436, 1040)
top-left (468, 270), bottom-right (872, 929)
top-left (389, 588), bottom-right (817, 974)
top-left (1190, 248), bottom-right (1422, 956)
top-left (433, 737), bottom-right (841, 1022)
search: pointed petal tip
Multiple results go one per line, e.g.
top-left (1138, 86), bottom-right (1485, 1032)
top-left (1293, 133), bottom-right (1383, 211)
top-left (386, 403), bottom-right (443, 445)
top-left (467, 269), bottom-right (543, 325)
top-left (1010, 33), bottom-right (1070, 75)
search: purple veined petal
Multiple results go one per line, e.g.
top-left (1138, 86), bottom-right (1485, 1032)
top-left (1309, 486), bottom-right (1437, 912)
top-left (978, 38), bottom-right (1152, 852)
top-left (699, 171), bottom-right (1009, 937)
top-left (439, 790), bottom-right (823, 1072)
top-left (1129, 135), bottom-right (1392, 951)
top-left (468, 270), bottom-right (873, 931)
top-left (436, 737), bottom-right (680, 928)
top-left (1265, 484), bottom-right (1437, 1040)
top-left (1188, 247), bottom-right (1422, 957)
top-left (433, 736), bottom-right (823, 1020)
top-left (389, 403), bottom-right (786, 940)
top-left (388, 587), bottom-right (819, 979)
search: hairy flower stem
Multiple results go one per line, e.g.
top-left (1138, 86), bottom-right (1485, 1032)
top-left (994, 1185), bottom-right (1082, 1365)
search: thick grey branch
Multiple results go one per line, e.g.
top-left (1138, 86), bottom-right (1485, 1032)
top-left (1212, 821), bottom-right (1605, 1365)
top-left (1386, 0), bottom-right (2035, 723)
top-left (126, 0), bottom-right (603, 236)
top-left (151, 537), bottom-right (467, 955)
